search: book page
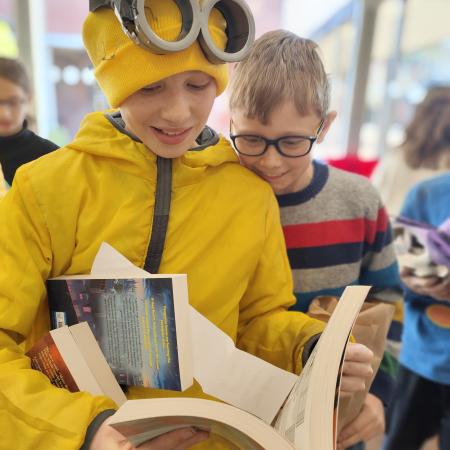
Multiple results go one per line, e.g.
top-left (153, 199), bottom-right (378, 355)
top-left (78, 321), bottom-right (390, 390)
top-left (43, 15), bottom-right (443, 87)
top-left (273, 342), bottom-right (317, 444)
top-left (90, 242), bottom-right (150, 277)
top-left (69, 322), bottom-right (127, 406)
top-left (274, 286), bottom-right (371, 450)
top-left (109, 398), bottom-right (293, 450)
top-left (190, 307), bottom-right (297, 424)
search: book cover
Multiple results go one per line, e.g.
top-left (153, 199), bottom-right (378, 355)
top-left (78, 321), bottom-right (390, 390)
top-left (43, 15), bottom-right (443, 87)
top-left (27, 322), bottom-right (127, 406)
top-left (47, 277), bottom-right (189, 391)
top-left (27, 331), bottom-right (79, 392)
top-left (46, 243), bottom-right (192, 392)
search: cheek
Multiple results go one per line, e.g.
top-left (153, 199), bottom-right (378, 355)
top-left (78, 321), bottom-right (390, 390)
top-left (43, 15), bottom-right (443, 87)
top-left (196, 89), bottom-right (216, 118)
top-left (121, 108), bottom-right (146, 136)
top-left (17, 108), bottom-right (27, 123)
top-left (288, 157), bottom-right (310, 175)
top-left (238, 155), bottom-right (255, 170)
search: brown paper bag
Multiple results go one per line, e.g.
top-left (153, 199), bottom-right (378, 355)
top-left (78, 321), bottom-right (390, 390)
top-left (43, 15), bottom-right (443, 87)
top-left (308, 296), bottom-right (395, 433)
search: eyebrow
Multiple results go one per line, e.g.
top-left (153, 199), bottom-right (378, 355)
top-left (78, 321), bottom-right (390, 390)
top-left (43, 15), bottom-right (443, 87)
top-left (235, 131), bottom-right (317, 138)
top-left (0, 95), bottom-right (26, 101)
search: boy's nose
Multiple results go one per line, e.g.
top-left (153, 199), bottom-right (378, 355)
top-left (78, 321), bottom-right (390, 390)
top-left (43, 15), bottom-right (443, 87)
top-left (259, 145), bottom-right (283, 169)
top-left (159, 94), bottom-right (191, 125)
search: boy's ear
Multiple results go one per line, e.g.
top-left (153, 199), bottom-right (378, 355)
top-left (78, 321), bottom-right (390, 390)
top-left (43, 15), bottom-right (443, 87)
top-left (317, 111), bottom-right (337, 144)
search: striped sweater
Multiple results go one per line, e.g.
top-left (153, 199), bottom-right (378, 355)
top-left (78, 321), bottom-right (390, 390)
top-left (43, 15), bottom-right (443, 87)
top-left (277, 160), bottom-right (403, 404)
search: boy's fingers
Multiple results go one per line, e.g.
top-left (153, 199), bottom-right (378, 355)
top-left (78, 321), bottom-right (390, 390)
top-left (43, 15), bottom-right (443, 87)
top-left (173, 431), bottom-right (210, 450)
top-left (337, 421), bottom-right (379, 449)
top-left (339, 376), bottom-right (366, 393)
top-left (139, 428), bottom-right (210, 450)
top-left (342, 361), bottom-right (373, 378)
top-left (338, 405), bottom-right (374, 440)
top-left (338, 393), bottom-right (384, 448)
top-left (345, 343), bottom-right (374, 363)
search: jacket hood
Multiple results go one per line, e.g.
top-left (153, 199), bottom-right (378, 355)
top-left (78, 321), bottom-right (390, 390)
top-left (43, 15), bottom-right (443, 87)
top-left (67, 111), bottom-right (239, 186)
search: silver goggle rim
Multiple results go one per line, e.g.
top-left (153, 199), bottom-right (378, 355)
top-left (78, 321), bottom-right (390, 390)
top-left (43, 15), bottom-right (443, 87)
top-left (90, 0), bottom-right (255, 63)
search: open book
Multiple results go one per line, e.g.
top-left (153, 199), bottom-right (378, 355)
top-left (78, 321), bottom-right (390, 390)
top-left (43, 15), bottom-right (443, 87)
top-left (108, 286), bottom-right (372, 450)
top-left (30, 244), bottom-right (372, 448)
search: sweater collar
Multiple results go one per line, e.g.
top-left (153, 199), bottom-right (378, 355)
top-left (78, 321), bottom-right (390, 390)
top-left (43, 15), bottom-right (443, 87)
top-left (276, 160), bottom-right (329, 207)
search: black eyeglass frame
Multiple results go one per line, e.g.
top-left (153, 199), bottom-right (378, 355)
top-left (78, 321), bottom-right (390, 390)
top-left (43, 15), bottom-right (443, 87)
top-left (229, 118), bottom-right (325, 158)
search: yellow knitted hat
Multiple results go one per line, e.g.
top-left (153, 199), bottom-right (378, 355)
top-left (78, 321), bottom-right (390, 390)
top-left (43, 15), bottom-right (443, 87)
top-left (83, 0), bottom-right (229, 108)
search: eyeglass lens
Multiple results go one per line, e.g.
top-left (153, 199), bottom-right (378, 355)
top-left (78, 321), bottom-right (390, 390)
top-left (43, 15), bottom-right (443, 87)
top-left (234, 135), bottom-right (312, 157)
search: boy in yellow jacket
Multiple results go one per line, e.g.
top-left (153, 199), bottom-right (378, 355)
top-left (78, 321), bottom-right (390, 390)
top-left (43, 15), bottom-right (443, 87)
top-left (0, 2), bottom-right (373, 449)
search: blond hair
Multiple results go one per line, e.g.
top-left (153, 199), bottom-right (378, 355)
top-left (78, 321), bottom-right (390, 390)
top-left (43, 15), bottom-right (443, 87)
top-left (401, 86), bottom-right (450, 169)
top-left (229, 30), bottom-right (330, 123)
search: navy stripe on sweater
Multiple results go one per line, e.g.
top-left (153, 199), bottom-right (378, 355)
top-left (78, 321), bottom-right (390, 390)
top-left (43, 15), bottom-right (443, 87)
top-left (288, 229), bottom-right (393, 269)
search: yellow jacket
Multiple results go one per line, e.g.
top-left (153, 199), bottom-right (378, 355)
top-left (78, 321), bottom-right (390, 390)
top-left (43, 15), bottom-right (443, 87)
top-left (0, 112), bottom-right (324, 450)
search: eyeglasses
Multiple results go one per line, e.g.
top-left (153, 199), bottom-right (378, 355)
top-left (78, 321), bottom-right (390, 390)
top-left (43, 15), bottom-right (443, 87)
top-left (230, 119), bottom-right (325, 158)
top-left (0, 97), bottom-right (27, 111)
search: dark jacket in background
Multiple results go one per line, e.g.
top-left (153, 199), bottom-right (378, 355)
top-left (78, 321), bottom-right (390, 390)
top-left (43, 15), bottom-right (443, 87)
top-left (0, 122), bottom-right (59, 186)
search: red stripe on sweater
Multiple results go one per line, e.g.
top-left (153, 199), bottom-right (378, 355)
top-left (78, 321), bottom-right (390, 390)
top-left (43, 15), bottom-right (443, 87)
top-left (283, 208), bottom-right (388, 248)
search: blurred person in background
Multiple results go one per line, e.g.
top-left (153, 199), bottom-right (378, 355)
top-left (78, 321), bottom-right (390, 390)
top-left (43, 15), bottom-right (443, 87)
top-left (371, 86), bottom-right (450, 216)
top-left (0, 57), bottom-right (58, 193)
top-left (384, 172), bottom-right (450, 450)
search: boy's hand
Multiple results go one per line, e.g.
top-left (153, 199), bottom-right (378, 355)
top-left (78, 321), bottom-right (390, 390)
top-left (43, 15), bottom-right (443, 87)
top-left (336, 393), bottom-right (385, 449)
top-left (401, 268), bottom-right (450, 301)
top-left (89, 420), bottom-right (210, 450)
top-left (340, 343), bottom-right (373, 393)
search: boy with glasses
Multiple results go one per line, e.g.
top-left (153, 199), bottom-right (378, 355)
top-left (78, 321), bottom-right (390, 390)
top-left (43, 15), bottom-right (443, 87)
top-left (229, 30), bottom-right (403, 450)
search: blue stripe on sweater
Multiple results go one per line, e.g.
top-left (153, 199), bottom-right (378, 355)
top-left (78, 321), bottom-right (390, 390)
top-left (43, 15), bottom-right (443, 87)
top-left (359, 262), bottom-right (401, 287)
top-left (291, 287), bottom-right (350, 312)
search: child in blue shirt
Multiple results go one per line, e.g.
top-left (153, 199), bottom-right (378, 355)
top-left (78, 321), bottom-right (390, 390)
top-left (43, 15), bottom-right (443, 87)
top-left (384, 172), bottom-right (450, 450)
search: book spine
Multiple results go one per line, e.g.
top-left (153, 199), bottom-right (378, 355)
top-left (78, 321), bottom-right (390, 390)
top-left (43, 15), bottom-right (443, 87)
top-left (47, 280), bottom-right (79, 328)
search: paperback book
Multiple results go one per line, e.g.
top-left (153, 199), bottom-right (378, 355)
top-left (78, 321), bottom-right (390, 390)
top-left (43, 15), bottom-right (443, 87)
top-left (46, 244), bottom-right (192, 391)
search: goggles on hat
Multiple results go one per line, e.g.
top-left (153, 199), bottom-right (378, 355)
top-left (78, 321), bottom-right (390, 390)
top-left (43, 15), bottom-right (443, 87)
top-left (89, 0), bottom-right (255, 63)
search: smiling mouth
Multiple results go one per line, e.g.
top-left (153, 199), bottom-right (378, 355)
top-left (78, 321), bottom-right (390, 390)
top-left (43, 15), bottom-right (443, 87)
top-left (261, 172), bottom-right (287, 180)
top-left (153, 127), bottom-right (189, 136)
top-left (151, 126), bottom-right (192, 145)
